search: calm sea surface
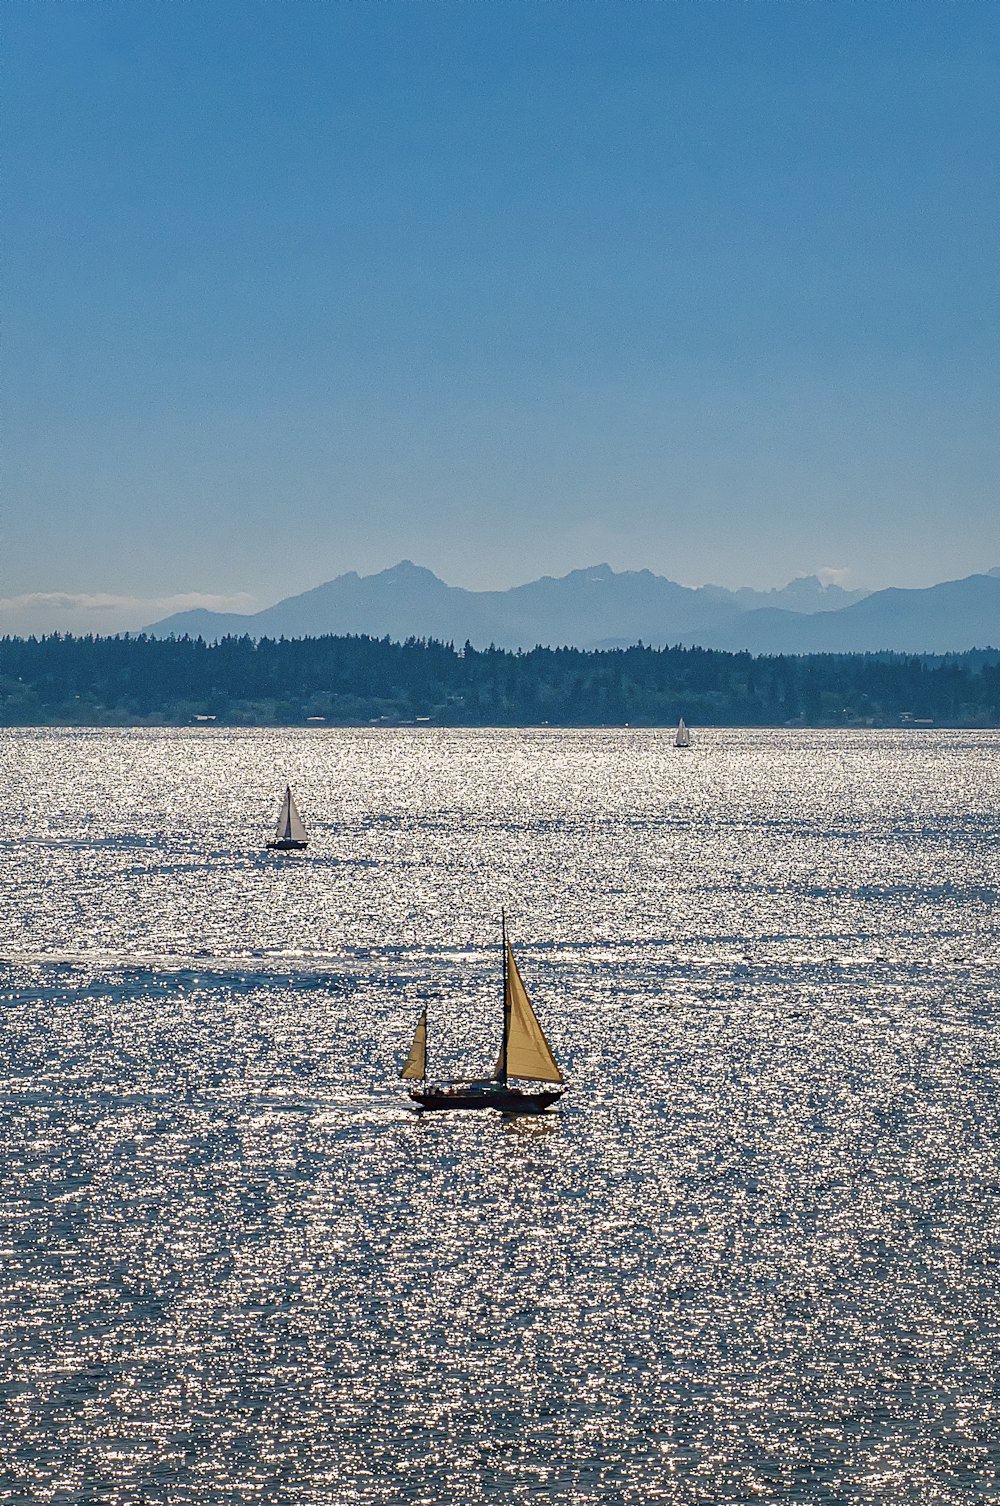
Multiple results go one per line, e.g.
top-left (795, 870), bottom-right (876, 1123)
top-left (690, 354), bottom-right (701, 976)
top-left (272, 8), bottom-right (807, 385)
top-left (1, 727), bottom-right (998, 1505)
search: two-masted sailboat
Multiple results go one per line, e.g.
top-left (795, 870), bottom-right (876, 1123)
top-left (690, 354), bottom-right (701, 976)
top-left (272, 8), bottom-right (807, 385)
top-left (401, 915), bottom-right (565, 1112)
top-left (675, 718), bottom-right (691, 748)
top-left (267, 785), bottom-right (308, 850)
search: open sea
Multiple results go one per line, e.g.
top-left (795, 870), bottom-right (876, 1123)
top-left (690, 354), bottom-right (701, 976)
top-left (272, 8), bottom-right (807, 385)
top-left (1, 726), bottom-right (997, 1505)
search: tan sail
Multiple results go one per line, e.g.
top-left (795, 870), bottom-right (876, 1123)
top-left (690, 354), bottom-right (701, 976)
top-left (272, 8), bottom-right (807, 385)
top-left (400, 1008), bottom-right (427, 1080)
top-left (502, 943), bottom-right (563, 1083)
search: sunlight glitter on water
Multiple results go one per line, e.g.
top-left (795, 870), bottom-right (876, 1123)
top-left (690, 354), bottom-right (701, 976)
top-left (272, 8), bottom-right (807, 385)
top-left (0, 727), bottom-right (997, 1503)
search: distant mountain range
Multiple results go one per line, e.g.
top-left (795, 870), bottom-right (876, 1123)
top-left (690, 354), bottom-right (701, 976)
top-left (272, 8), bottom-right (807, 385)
top-left (147, 562), bottom-right (1000, 655)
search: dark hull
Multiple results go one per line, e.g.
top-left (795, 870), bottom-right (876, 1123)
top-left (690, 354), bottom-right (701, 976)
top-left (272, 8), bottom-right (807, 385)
top-left (267, 839), bottom-right (308, 851)
top-left (410, 1087), bottom-right (563, 1113)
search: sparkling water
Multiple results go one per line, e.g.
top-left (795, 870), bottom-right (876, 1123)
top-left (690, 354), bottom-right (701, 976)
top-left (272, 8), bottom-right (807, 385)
top-left (1, 727), bottom-right (997, 1503)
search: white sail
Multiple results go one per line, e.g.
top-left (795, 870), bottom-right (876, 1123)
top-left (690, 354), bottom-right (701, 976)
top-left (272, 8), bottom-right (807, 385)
top-left (286, 788), bottom-right (308, 843)
top-left (274, 786), bottom-right (308, 843)
top-left (675, 718), bottom-right (691, 748)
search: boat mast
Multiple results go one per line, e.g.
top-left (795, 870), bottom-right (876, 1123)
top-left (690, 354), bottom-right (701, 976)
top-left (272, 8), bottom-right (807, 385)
top-left (498, 908), bottom-right (510, 1086)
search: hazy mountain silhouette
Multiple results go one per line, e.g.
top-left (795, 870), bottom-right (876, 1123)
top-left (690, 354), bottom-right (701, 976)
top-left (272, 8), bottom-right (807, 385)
top-left (147, 561), bottom-right (864, 646)
top-left (676, 574), bottom-right (1000, 655)
top-left (146, 562), bottom-right (998, 654)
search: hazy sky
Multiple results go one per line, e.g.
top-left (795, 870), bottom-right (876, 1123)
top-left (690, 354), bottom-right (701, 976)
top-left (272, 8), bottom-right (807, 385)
top-left (5, 1), bottom-right (999, 634)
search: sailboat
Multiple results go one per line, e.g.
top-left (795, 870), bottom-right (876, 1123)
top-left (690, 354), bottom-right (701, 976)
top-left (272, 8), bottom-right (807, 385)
top-left (401, 914), bottom-right (565, 1112)
top-left (675, 717), bottom-right (691, 748)
top-left (267, 785), bottom-right (308, 850)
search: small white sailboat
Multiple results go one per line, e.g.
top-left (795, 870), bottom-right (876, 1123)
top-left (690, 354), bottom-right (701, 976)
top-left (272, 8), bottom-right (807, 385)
top-left (401, 913), bottom-right (564, 1112)
top-left (675, 718), bottom-right (691, 748)
top-left (267, 785), bottom-right (308, 851)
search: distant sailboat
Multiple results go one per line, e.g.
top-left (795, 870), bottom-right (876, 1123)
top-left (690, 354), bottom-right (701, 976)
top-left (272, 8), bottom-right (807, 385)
top-left (402, 913), bottom-right (564, 1112)
top-left (675, 718), bottom-right (691, 748)
top-left (267, 785), bottom-right (308, 850)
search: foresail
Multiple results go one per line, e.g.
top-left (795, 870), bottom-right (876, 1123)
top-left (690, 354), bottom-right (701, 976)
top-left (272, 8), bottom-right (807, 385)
top-left (286, 789), bottom-right (308, 843)
top-left (400, 1008), bottom-right (427, 1079)
top-left (503, 943), bottom-right (563, 1082)
top-left (274, 788), bottom-right (292, 840)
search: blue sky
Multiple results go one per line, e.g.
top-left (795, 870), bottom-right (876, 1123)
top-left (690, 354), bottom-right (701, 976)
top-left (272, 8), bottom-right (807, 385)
top-left (5, 1), bottom-right (998, 633)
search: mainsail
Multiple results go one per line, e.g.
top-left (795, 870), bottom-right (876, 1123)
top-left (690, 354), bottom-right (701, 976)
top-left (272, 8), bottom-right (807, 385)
top-left (498, 942), bottom-right (563, 1083)
top-left (675, 718), bottom-right (691, 748)
top-left (400, 1008), bottom-right (427, 1080)
top-left (275, 786), bottom-right (308, 844)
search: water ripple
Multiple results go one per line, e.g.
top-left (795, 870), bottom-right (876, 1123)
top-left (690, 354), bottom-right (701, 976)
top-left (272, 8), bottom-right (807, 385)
top-left (0, 727), bottom-right (997, 1503)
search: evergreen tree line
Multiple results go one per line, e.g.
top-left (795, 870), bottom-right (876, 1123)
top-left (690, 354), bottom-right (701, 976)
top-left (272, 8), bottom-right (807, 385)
top-left (0, 631), bottom-right (998, 727)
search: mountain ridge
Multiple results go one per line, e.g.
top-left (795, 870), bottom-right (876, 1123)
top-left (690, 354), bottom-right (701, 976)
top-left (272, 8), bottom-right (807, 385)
top-left (146, 562), bottom-right (999, 655)
top-left (682, 574), bottom-right (1000, 655)
top-left (147, 561), bottom-right (867, 645)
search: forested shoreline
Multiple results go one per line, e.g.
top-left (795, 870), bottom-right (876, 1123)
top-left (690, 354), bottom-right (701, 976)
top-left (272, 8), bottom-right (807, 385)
top-left (1, 632), bottom-right (998, 728)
